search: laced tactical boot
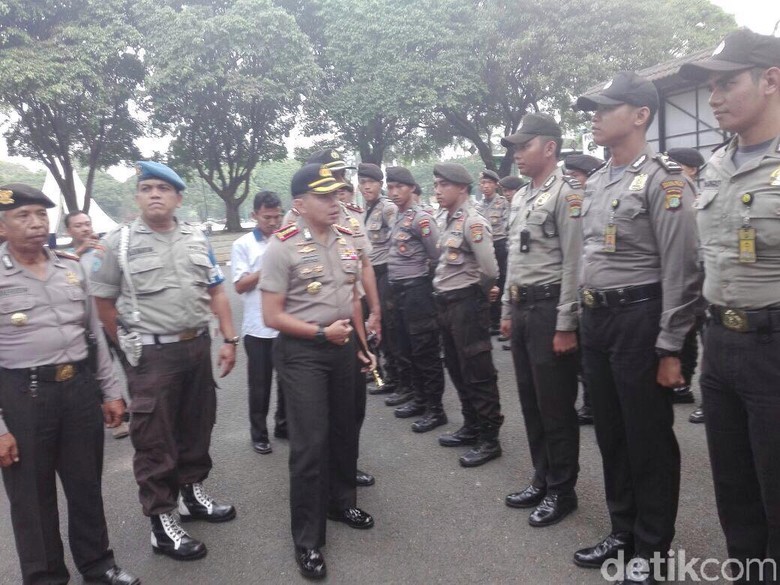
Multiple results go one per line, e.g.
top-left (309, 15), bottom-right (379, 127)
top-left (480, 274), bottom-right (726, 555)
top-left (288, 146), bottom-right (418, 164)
top-left (151, 512), bottom-right (207, 560)
top-left (179, 483), bottom-right (236, 523)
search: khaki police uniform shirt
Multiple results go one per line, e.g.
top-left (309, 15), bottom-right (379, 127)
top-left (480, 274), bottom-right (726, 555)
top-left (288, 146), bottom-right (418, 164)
top-left (260, 219), bottom-right (359, 325)
top-left (89, 218), bottom-right (224, 335)
top-left (0, 245), bottom-right (121, 435)
top-left (433, 201), bottom-right (498, 292)
top-left (697, 135), bottom-right (780, 309)
top-left (501, 168), bottom-right (583, 331)
top-left (581, 145), bottom-right (701, 351)
top-left (388, 206), bottom-right (440, 281)
top-left (476, 194), bottom-right (510, 241)
top-left (364, 197), bottom-right (397, 266)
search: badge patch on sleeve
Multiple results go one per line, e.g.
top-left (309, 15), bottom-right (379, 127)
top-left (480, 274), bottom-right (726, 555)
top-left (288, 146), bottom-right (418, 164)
top-left (661, 180), bottom-right (685, 210)
top-left (470, 223), bottom-right (484, 242)
top-left (420, 218), bottom-right (431, 237)
top-left (565, 193), bottom-right (583, 218)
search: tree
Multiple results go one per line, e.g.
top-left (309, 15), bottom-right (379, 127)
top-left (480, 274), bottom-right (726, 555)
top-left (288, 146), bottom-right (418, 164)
top-left (140, 0), bottom-right (318, 231)
top-left (0, 0), bottom-right (144, 213)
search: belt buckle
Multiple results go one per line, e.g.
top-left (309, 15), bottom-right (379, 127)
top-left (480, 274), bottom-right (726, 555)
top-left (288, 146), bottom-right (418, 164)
top-left (721, 308), bottom-right (748, 332)
top-left (510, 285), bottom-right (519, 303)
top-left (55, 364), bottom-right (76, 382)
top-left (583, 289), bottom-right (597, 309)
top-left (179, 329), bottom-right (198, 341)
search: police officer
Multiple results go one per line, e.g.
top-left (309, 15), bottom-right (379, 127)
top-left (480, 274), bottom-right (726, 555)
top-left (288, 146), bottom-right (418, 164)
top-left (0, 184), bottom-right (139, 585)
top-left (498, 176), bottom-right (525, 205)
top-left (91, 161), bottom-right (237, 561)
top-left (261, 164), bottom-right (375, 580)
top-left (433, 163), bottom-right (505, 467)
top-left (499, 114), bottom-right (582, 527)
top-left (572, 73), bottom-right (701, 584)
top-left (385, 166), bottom-right (445, 432)
top-left (475, 169), bottom-right (510, 334)
top-left (679, 30), bottom-right (780, 580)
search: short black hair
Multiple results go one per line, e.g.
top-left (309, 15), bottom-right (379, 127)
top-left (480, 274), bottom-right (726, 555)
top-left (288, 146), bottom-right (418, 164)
top-left (64, 210), bottom-right (89, 228)
top-left (253, 191), bottom-right (281, 211)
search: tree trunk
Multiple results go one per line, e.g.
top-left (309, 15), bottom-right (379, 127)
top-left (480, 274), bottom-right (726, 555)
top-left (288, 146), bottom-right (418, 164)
top-left (498, 151), bottom-right (515, 178)
top-left (224, 198), bottom-right (243, 232)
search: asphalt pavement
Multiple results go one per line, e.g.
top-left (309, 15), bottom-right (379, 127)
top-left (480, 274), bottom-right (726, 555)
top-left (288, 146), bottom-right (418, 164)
top-left (0, 285), bottom-right (726, 584)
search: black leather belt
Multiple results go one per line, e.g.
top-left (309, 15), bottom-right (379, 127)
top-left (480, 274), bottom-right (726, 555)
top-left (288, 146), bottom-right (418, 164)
top-left (509, 283), bottom-right (561, 305)
top-left (433, 285), bottom-right (481, 304)
top-left (709, 304), bottom-right (780, 333)
top-left (8, 359), bottom-right (89, 383)
top-left (580, 282), bottom-right (662, 309)
top-left (389, 276), bottom-right (430, 291)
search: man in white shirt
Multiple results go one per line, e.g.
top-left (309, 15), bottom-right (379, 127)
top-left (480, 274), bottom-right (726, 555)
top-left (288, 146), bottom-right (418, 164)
top-left (231, 191), bottom-right (285, 454)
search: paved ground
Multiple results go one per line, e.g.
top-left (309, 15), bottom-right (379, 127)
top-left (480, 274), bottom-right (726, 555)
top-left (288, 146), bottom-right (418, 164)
top-left (0, 284), bottom-right (727, 584)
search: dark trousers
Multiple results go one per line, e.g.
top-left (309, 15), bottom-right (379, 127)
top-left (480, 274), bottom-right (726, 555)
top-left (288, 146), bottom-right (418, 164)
top-left (375, 264), bottom-right (400, 383)
top-left (680, 316), bottom-right (704, 386)
top-left (274, 334), bottom-right (357, 549)
top-left (700, 322), bottom-right (780, 583)
top-left (510, 300), bottom-right (579, 494)
top-left (124, 335), bottom-right (216, 516)
top-left (581, 299), bottom-right (680, 557)
top-left (490, 239), bottom-right (508, 328)
top-left (0, 369), bottom-right (115, 584)
top-left (393, 279), bottom-right (444, 409)
top-left (437, 288), bottom-right (503, 428)
top-left (244, 335), bottom-right (286, 442)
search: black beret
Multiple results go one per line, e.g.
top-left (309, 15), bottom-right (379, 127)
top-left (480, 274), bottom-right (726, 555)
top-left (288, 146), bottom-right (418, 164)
top-left (575, 71), bottom-right (659, 115)
top-left (357, 163), bottom-right (383, 182)
top-left (0, 183), bottom-right (55, 211)
top-left (680, 29), bottom-right (780, 82)
top-left (498, 176), bottom-right (524, 190)
top-left (385, 166), bottom-right (416, 186)
top-left (666, 147), bottom-right (705, 169)
top-left (502, 113), bottom-right (562, 148)
top-left (480, 169), bottom-right (500, 182)
top-left (433, 163), bottom-right (473, 185)
top-left (564, 154), bottom-right (605, 176)
top-left (305, 149), bottom-right (356, 171)
top-left (291, 164), bottom-right (347, 198)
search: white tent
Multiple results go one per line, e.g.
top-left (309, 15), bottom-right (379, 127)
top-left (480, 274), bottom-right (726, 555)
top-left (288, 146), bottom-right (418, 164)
top-left (42, 170), bottom-right (118, 236)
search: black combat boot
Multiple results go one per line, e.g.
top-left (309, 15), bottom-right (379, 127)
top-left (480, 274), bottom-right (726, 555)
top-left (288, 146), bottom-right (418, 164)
top-left (459, 424), bottom-right (502, 467)
top-left (438, 420), bottom-right (480, 447)
top-left (411, 405), bottom-right (448, 433)
top-left (151, 512), bottom-right (207, 560)
top-left (179, 483), bottom-right (236, 523)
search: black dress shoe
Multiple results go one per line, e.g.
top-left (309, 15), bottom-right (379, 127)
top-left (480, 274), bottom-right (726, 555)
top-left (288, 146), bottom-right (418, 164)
top-left (394, 402), bottom-right (426, 418)
top-left (528, 493), bottom-right (578, 527)
top-left (295, 547), bottom-right (326, 580)
top-left (253, 440), bottom-right (272, 454)
top-left (356, 469), bottom-right (375, 487)
top-left (178, 483), bottom-right (236, 523)
top-left (327, 507), bottom-right (374, 529)
top-left (86, 566), bottom-right (140, 585)
top-left (577, 405), bottom-right (594, 425)
top-left (151, 513), bottom-right (207, 561)
top-left (459, 439), bottom-right (502, 467)
top-left (274, 426), bottom-right (288, 439)
top-left (385, 391), bottom-right (414, 407)
top-left (505, 485), bottom-right (546, 509)
top-left (671, 385), bottom-right (695, 404)
top-left (438, 424), bottom-right (479, 447)
top-left (411, 411), bottom-right (448, 433)
top-left (689, 407), bottom-right (704, 424)
top-left (573, 532), bottom-right (634, 568)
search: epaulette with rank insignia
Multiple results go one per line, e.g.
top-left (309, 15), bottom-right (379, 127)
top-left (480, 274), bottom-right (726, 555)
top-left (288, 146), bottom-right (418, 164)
top-left (274, 224), bottom-right (299, 241)
top-left (656, 153), bottom-right (682, 174)
top-left (334, 224), bottom-right (354, 236)
top-left (562, 175), bottom-right (583, 190)
top-left (53, 249), bottom-right (79, 261)
top-left (343, 201), bottom-right (363, 214)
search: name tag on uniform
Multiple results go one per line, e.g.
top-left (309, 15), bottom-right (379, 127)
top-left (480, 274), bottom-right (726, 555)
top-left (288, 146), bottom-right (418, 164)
top-left (738, 227), bottom-right (756, 263)
top-left (603, 225), bottom-right (617, 253)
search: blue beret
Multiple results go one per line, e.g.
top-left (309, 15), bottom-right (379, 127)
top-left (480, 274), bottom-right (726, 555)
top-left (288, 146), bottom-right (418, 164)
top-left (135, 161), bottom-right (187, 192)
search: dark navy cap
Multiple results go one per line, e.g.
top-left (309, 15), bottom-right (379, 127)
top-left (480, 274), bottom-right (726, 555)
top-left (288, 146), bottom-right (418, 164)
top-left (357, 163), bottom-right (383, 182)
top-left (0, 183), bottom-right (55, 211)
top-left (480, 169), bottom-right (500, 182)
top-left (291, 164), bottom-right (347, 198)
top-left (575, 72), bottom-right (659, 115)
top-left (564, 154), bottom-right (605, 176)
top-left (386, 166), bottom-right (416, 186)
top-left (433, 163), bottom-right (473, 185)
top-left (135, 161), bottom-right (187, 192)
top-left (502, 113), bottom-right (562, 148)
top-left (305, 149), bottom-right (356, 172)
top-left (666, 147), bottom-right (705, 169)
top-left (498, 176), bottom-right (525, 190)
top-left (680, 29), bottom-right (780, 82)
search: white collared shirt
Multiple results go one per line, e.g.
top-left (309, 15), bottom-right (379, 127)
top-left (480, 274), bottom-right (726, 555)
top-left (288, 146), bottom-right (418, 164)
top-left (231, 228), bottom-right (278, 339)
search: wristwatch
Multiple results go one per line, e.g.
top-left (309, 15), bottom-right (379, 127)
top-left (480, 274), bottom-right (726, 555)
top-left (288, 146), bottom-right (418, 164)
top-left (314, 325), bottom-right (327, 344)
top-left (224, 336), bottom-right (240, 346)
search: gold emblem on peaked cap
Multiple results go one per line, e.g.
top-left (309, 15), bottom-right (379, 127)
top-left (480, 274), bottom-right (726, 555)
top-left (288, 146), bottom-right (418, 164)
top-left (0, 190), bottom-right (14, 205)
top-left (330, 150), bottom-right (339, 159)
top-left (319, 167), bottom-right (333, 178)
